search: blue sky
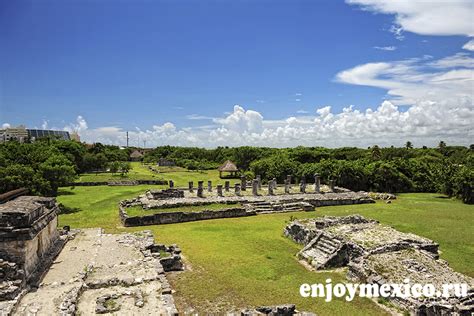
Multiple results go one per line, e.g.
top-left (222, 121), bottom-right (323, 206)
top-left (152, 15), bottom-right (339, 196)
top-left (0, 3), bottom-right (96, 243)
top-left (1, 0), bottom-right (473, 147)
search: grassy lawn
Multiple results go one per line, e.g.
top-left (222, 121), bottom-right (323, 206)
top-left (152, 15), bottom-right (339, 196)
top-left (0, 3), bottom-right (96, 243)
top-left (76, 163), bottom-right (240, 187)
top-left (125, 203), bottom-right (242, 217)
top-left (76, 162), bottom-right (159, 182)
top-left (58, 185), bottom-right (165, 230)
top-left (57, 187), bottom-right (474, 315)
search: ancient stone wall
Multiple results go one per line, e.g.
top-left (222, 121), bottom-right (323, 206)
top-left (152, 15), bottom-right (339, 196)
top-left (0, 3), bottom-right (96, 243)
top-left (120, 206), bottom-right (256, 226)
top-left (65, 179), bottom-right (168, 187)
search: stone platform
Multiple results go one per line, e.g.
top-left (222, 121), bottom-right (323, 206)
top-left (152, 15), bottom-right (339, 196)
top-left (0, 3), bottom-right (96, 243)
top-left (285, 215), bottom-right (474, 315)
top-left (119, 188), bottom-right (374, 226)
top-left (14, 229), bottom-right (179, 315)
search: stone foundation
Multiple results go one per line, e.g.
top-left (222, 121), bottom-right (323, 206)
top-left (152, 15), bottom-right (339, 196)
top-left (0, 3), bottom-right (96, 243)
top-left (0, 195), bottom-right (66, 314)
top-left (284, 215), bottom-right (474, 315)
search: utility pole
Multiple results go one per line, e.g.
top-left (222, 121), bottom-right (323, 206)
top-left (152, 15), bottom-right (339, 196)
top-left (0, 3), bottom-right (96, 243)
top-left (126, 131), bottom-right (129, 148)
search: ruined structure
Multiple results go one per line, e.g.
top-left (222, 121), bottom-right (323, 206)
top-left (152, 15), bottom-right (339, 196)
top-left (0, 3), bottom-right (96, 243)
top-left (15, 229), bottom-right (181, 315)
top-left (119, 182), bottom-right (374, 226)
top-left (0, 195), bottom-right (66, 314)
top-left (285, 215), bottom-right (474, 315)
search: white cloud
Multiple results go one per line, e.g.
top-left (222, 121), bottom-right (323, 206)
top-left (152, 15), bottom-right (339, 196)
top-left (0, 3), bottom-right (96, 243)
top-left (347, 0), bottom-right (474, 37)
top-left (213, 105), bottom-right (264, 134)
top-left (336, 53), bottom-right (474, 106)
top-left (63, 53), bottom-right (472, 148)
top-left (374, 46), bottom-right (397, 51)
top-left (463, 39), bottom-right (474, 51)
top-left (389, 25), bottom-right (404, 41)
top-left (2, 123), bottom-right (11, 129)
top-left (186, 114), bottom-right (215, 120)
top-left (295, 98), bottom-right (301, 102)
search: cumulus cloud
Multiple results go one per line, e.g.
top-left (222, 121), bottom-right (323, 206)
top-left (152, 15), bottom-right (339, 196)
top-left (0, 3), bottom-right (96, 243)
top-left (463, 39), bottom-right (474, 51)
top-left (347, 0), bottom-right (474, 37)
top-left (2, 123), bottom-right (11, 129)
top-left (62, 53), bottom-right (472, 148)
top-left (213, 105), bottom-right (264, 134)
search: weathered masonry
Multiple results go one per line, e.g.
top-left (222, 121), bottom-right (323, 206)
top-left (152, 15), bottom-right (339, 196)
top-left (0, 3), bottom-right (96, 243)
top-left (285, 215), bottom-right (474, 315)
top-left (0, 195), bottom-right (64, 312)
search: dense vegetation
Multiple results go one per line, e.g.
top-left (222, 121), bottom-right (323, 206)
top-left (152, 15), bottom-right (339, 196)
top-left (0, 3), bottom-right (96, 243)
top-left (0, 140), bottom-right (132, 195)
top-left (0, 140), bottom-right (472, 203)
top-left (146, 144), bottom-right (473, 203)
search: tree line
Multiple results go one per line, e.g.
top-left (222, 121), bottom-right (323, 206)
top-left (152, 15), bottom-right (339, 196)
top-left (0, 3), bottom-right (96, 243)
top-left (0, 140), bottom-right (132, 196)
top-left (145, 143), bottom-right (473, 204)
top-left (0, 140), bottom-right (472, 203)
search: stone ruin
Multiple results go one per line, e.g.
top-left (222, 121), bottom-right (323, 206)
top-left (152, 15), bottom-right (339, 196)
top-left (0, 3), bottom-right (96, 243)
top-left (240, 304), bottom-right (315, 316)
top-left (0, 195), bottom-right (67, 314)
top-left (285, 215), bottom-right (474, 315)
top-left (0, 193), bottom-right (183, 315)
top-left (146, 188), bottom-right (185, 199)
top-left (119, 180), bottom-right (374, 227)
top-left (14, 229), bottom-right (182, 315)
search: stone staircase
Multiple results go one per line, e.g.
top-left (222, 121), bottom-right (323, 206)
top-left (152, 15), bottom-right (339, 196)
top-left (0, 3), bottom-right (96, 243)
top-left (298, 233), bottom-right (344, 269)
top-left (244, 201), bottom-right (314, 213)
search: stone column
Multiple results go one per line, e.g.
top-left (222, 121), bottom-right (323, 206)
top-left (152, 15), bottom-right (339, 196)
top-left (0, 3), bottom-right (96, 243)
top-left (314, 174), bottom-right (320, 193)
top-left (300, 179), bottom-right (306, 193)
top-left (286, 175), bottom-right (292, 188)
top-left (188, 181), bottom-right (194, 193)
top-left (268, 181), bottom-right (274, 195)
top-left (169, 180), bottom-right (174, 188)
top-left (284, 179), bottom-right (290, 194)
top-left (208, 180), bottom-right (212, 192)
top-left (197, 181), bottom-right (204, 197)
top-left (329, 179), bottom-right (335, 192)
top-left (256, 175), bottom-right (262, 190)
top-left (272, 178), bottom-right (277, 190)
top-left (224, 181), bottom-right (230, 192)
top-left (252, 179), bottom-right (258, 196)
top-left (241, 175), bottom-right (247, 191)
top-left (235, 183), bottom-right (241, 196)
top-left (216, 185), bottom-right (223, 197)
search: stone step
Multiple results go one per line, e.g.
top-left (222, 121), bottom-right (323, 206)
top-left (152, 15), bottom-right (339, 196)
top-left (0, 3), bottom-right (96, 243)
top-left (319, 236), bottom-right (340, 248)
top-left (315, 244), bottom-right (335, 255)
top-left (318, 240), bottom-right (338, 250)
top-left (254, 207), bottom-right (274, 212)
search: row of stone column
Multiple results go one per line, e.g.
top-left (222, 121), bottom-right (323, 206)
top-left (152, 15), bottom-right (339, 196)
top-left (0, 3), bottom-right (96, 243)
top-left (170, 173), bottom-right (335, 198)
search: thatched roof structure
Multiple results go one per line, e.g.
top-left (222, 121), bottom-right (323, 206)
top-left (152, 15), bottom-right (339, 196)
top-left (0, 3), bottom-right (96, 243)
top-left (130, 150), bottom-right (143, 158)
top-left (130, 150), bottom-right (144, 160)
top-left (218, 160), bottom-right (239, 172)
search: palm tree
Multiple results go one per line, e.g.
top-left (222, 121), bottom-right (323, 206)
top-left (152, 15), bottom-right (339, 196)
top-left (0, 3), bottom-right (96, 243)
top-left (405, 141), bottom-right (413, 149)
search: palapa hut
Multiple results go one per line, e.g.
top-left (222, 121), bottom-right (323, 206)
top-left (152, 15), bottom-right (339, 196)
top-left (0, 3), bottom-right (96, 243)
top-left (218, 160), bottom-right (239, 178)
top-left (129, 150), bottom-right (144, 161)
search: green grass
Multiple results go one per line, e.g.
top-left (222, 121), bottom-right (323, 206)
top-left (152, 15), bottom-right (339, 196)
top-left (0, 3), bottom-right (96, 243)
top-left (125, 202), bottom-right (242, 217)
top-left (57, 187), bottom-right (474, 315)
top-left (76, 163), bottom-right (240, 187)
top-left (77, 162), bottom-right (159, 182)
top-left (58, 185), bottom-right (165, 230)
